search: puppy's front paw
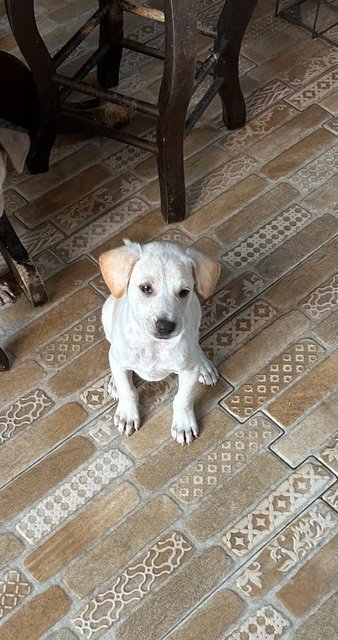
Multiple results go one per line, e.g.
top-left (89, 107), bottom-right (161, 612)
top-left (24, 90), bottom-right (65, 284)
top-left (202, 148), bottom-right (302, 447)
top-left (199, 355), bottom-right (219, 386)
top-left (171, 411), bottom-right (198, 445)
top-left (108, 375), bottom-right (119, 401)
top-left (114, 401), bottom-right (140, 436)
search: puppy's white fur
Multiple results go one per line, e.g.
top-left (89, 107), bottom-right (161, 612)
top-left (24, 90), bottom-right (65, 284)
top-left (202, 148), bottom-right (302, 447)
top-left (100, 239), bottom-right (220, 444)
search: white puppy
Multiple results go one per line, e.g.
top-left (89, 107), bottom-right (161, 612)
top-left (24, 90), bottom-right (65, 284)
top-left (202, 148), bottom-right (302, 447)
top-left (100, 239), bottom-right (220, 444)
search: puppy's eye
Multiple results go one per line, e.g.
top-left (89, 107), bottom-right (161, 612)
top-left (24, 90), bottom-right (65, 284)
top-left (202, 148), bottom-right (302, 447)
top-left (179, 288), bottom-right (190, 299)
top-left (139, 284), bottom-right (152, 295)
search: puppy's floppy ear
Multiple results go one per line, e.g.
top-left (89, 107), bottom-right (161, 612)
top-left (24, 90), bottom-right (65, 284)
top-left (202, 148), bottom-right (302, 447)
top-left (187, 247), bottom-right (220, 299)
top-left (99, 240), bottom-right (140, 298)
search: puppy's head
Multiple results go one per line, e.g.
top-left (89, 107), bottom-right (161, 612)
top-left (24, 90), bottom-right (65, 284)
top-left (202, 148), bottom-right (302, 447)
top-left (99, 239), bottom-right (220, 340)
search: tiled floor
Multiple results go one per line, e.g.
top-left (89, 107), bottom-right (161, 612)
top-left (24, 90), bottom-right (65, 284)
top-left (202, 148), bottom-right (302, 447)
top-left (0, 0), bottom-right (337, 638)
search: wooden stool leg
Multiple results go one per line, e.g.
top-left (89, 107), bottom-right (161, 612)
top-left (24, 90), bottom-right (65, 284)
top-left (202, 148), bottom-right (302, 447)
top-left (97, 0), bottom-right (124, 89)
top-left (157, 0), bottom-right (197, 224)
top-left (5, 0), bottom-right (60, 173)
top-left (215, 0), bottom-right (258, 129)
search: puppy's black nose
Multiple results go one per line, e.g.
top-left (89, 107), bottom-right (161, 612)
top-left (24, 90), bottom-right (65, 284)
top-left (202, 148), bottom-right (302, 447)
top-left (156, 318), bottom-right (176, 337)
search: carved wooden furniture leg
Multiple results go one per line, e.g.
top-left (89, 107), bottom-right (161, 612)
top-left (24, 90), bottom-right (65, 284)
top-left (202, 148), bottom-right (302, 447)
top-left (0, 212), bottom-right (48, 307)
top-left (6, 0), bottom-right (60, 173)
top-left (157, 0), bottom-right (198, 224)
top-left (97, 0), bottom-right (124, 89)
top-left (215, 0), bottom-right (258, 129)
top-left (0, 348), bottom-right (9, 371)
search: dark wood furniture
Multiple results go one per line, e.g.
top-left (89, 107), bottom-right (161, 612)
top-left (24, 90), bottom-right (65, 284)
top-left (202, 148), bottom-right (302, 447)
top-left (5, 0), bottom-right (258, 223)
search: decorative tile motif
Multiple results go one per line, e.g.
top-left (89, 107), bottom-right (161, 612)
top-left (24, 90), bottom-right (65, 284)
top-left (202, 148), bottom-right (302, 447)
top-left (300, 274), bottom-right (338, 320)
top-left (235, 501), bottom-right (337, 597)
top-left (81, 374), bottom-right (112, 411)
top-left (222, 339), bottom-right (325, 420)
top-left (222, 205), bottom-right (311, 268)
top-left (281, 49), bottom-right (337, 88)
top-left (104, 147), bottom-right (152, 174)
top-left (33, 250), bottom-right (65, 280)
top-left (245, 80), bottom-right (292, 121)
top-left (289, 145), bottom-right (338, 193)
top-left (170, 414), bottom-right (281, 504)
top-left (55, 177), bottom-right (145, 233)
top-left (17, 222), bottom-right (65, 256)
top-left (219, 104), bottom-right (295, 151)
top-left (72, 532), bottom-right (193, 638)
top-left (0, 570), bottom-right (31, 620)
top-left (322, 484), bottom-right (338, 511)
top-left (16, 449), bottom-right (131, 543)
top-left (154, 229), bottom-right (191, 244)
top-left (201, 300), bottom-right (277, 364)
top-left (0, 390), bottom-right (54, 445)
top-left (224, 605), bottom-right (290, 640)
top-left (286, 67), bottom-right (338, 110)
top-left (88, 412), bottom-right (118, 445)
top-left (3, 189), bottom-right (27, 214)
top-left (222, 461), bottom-right (333, 556)
top-left (39, 311), bottom-right (104, 368)
top-left (186, 154), bottom-right (258, 213)
top-left (200, 273), bottom-right (265, 335)
top-left (243, 14), bottom-right (288, 46)
top-left (324, 115), bottom-right (338, 135)
top-left (54, 197), bottom-right (150, 262)
top-left (319, 435), bottom-right (338, 474)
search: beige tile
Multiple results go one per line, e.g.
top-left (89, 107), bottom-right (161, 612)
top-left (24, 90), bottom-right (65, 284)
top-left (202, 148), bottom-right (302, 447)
top-left (134, 408), bottom-right (235, 491)
top-left (18, 165), bottom-right (112, 226)
top-left (264, 237), bottom-right (338, 310)
top-left (323, 483), bottom-right (338, 511)
top-left (294, 592), bottom-right (338, 640)
top-left (25, 482), bottom-right (139, 581)
top-left (235, 500), bottom-right (337, 599)
top-left (63, 496), bottom-right (181, 597)
top-left (91, 209), bottom-right (166, 260)
top-left (48, 340), bottom-right (108, 398)
top-left (0, 360), bottom-right (44, 406)
top-left (0, 533), bottom-right (24, 570)
top-left (215, 182), bottom-right (299, 245)
top-left (260, 129), bottom-right (336, 181)
top-left (319, 434), bottom-right (338, 474)
top-left (7, 288), bottom-right (102, 358)
top-left (285, 68), bottom-right (338, 111)
top-left (249, 39), bottom-right (328, 85)
top-left (223, 604), bottom-right (290, 639)
top-left (0, 569), bottom-right (31, 621)
top-left (166, 590), bottom-right (245, 640)
top-left (320, 90), bottom-right (338, 114)
top-left (0, 403), bottom-right (87, 487)
top-left (266, 353), bottom-right (338, 429)
top-left (222, 460), bottom-right (333, 556)
top-left (190, 236), bottom-right (222, 258)
top-left (115, 547), bottom-right (233, 640)
top-left (0, 389), bottom-right (54, 445)
top-left (219, 311), bottom-right (310, 385)
top-left (302, 175), bottom-right (338, 215)
top-left (47, 630), bottom-right (77, 640)
top-left (16, 145), bottom-right (103, 202)
top-left (314, 311), bottom-right (338, 347)
top-left (181, 175), bottom-right (266, 235)
top-left (170, 414), bottom-right (281, 505)
top-left (271, 392), bottom-right (338, 466)
top-left (0, 258), bottom-right (98, 332)
top-left (300, 273), bottom-right (338, 321)
top-left (249, 105), bottom-right (330, 162)
top-left (185, 452), bottom-right (285, 542)
top-left (277, 535), bottom-right (338, 616)
top-left (72, 531), bottom-right (194, 637)
top-left (0, 586), bottom-right (70, 640)
top-left (0, 436), bottom-right (94, 522)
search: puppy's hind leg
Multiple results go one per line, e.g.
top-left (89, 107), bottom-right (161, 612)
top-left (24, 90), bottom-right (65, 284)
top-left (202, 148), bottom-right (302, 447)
top-left (198, 346), bottom-right (219, 386)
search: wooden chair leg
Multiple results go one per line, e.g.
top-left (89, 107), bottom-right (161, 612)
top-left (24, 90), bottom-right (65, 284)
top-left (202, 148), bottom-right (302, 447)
top-left (156, 0), bottom-right (198, 224)
top-left (5, 0), bottom-right (60, 173)
top-left (0, 212), bottom-right (48, 307)
top-left (97, 0), bottom-right (124, 89)
top-left (215, 0), bottom-right (258, 129)
top-left (0, 348), bottom-right (9, 371)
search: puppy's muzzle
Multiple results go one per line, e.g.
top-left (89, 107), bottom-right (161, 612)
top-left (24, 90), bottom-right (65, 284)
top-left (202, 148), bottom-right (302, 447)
top-left (155, 318), bottom-right (177, 339)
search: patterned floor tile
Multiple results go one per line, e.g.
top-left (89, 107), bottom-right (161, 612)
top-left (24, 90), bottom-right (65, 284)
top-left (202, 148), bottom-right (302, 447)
top-left (222, 460), bottom-right (334, 556)
top-left (0, 569), bottom-right (31, 620)
top-left (33, 249), bottom-right (66, 280)
top-left (289, 145), bottom-right (338, 193)
top-left (0, 586), bottom-right (70, 639)
top-left (319, 435), bottom-right (338, 475)
top-left (201, 299), bottom-right (277, 365)
top-left (221, 339), bottom-right (325, 420)
top-left (17, 449), bottom-right (131, 543)
top-left (72, 532), bottom-right (193, 638)
top-left (0, 389), bottom-right (54, 445)
top-left (235, 500), bottom-right (337, 598)
top-left (14, 221), bottom-right (65, 257)
top-left (324, 115), bottom-right (338, 135)
top-left (200, 272), bottom-right (265, 336)
top-left (300, 273), bottom-right (338, 320)
top-left (222, 205), bottom-right (310, 268)
top-left (38, 310), bottom-right (104, 368)
top-left (223, 605), bottom-right (290, 640)
top-left (280, 46), bottom-right (337, 88)
top-left (170, 414), bottom-right (281, 504)
top-left (286, 67), bottom-right (338, 110)
top-left (245, 79), bottom-right (292, 120)
top-left (322, 484), bottom-right (338, 511)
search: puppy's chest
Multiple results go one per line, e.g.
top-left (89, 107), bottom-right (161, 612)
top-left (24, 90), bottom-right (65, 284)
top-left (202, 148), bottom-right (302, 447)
top-left (119, 341), bottom-right (187, 381)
